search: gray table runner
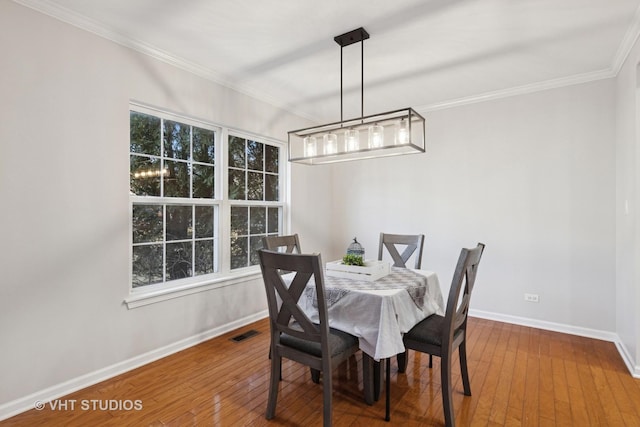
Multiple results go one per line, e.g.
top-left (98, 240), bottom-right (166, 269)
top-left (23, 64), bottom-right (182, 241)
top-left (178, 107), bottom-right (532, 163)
top-left (306, 267), bottom-right (428, 309)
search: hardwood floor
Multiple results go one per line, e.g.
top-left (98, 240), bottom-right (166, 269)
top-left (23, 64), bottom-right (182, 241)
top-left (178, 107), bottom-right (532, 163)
top-left (3, 317), bottom-right (640, 426)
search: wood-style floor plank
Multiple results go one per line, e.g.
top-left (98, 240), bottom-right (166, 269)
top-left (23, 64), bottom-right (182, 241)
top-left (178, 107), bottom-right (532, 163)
top-left (3, 316), bottom-right (639, 427)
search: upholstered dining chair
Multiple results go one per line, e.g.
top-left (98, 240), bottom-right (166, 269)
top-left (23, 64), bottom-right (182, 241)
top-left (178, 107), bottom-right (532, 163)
top-left (262, 233), bottom-right (302, 254)
top-left (402, 243), bottom-right (485, 427)
top-left (378, 232), bottom-right (425, 269)
top-left (258, 250), bottom-right (360, 427)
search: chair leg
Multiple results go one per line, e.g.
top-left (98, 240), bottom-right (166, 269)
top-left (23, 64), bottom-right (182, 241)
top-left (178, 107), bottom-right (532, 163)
top-left (459, 341), bottom-right (471, 396)
top-left (266, 354), bottom-right (281, 420)
top-left (441, 352), bottom-right (454, 427)
top-left (311, 368), bottom-right (321, 384)
top-left (429, 354), bottom-right (433, 368)
top-left (322, 363), bottom-right (333, 427)
top-left (397, 350), bottom-right (408, 373)
top-left (268, 347), bottom-right (282, 381)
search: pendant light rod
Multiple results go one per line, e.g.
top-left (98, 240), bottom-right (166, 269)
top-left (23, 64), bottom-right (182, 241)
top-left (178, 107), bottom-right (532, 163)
top-left (334, 27), bottom-right (369, 123)
top-left (361, 38), bottom-right (364, 121)
top-left (340, 43), bottom-right (343, 122)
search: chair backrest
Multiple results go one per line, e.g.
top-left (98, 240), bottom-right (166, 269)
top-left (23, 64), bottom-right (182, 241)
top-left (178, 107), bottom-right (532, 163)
top-left (378, 233), bottom-right (425, 269)
top-left (258, 250), bottom-right (330, 353)
top-left (262, 234), bottom-right (302, 254)
top-left (443, 243), bottom-right (485, 347)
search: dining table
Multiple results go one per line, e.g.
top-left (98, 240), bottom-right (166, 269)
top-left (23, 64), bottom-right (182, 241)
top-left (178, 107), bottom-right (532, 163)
top-left (285, 264), bottom-right (445, 409)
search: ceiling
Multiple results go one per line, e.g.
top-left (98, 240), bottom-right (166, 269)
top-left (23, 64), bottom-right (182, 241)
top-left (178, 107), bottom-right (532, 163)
top-left (15, 0), bottom-right (640, 123)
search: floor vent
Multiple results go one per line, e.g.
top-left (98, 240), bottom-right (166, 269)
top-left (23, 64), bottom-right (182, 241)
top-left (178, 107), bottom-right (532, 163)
top-left (231, 329), bottom-right (260, 342)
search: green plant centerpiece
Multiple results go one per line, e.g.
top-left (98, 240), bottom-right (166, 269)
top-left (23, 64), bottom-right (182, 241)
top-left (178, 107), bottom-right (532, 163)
top-left (342, 253), bottom-right (365, 266)
top-left (343, 237), bottom-right (365, 266)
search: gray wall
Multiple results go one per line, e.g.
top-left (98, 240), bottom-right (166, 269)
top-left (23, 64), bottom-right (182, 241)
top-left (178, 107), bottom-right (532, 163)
top-left (327, 80), bottom-right (617, 334)
top-left (2, 0), bottom-right (638, 420)
top-left (0, 1), bottom-right (329, 412)
top-left (615, 29), bottom-right (640, 374)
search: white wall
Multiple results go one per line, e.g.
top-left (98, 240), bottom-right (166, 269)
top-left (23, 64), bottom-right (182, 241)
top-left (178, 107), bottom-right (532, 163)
top-left (0, 1), bottom-right (331, 413)
top-left (328, 80), bottom-right (617, 333)
top-left (615, 33), bottom-right (640, 373)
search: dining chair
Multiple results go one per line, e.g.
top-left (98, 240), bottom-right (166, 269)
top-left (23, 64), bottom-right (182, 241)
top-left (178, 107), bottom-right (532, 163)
top-left (402, 243), bottom-right (485, 427)
top-left (378, 232), bottom-right (425, 268)
top-left (378, 232), bottom-right (425, 372)
top-left (259, 249), bottom-right (360, 427)
top-left (262, 233), bottom-right (302, 254)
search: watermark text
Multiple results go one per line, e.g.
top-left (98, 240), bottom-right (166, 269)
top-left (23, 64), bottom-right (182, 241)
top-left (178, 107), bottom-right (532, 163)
top-left (34, 399), bottom-right (143, 411)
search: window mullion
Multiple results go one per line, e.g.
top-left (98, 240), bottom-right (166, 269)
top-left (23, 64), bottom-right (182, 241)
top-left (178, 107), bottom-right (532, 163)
top-left (160, 118), bottom-right (165, 198)
top-left (162, 204), bottom-right (167, 284)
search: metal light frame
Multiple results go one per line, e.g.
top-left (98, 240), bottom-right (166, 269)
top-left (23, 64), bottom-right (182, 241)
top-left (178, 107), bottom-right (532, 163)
top-left (288, 27), bottom-right (426, 165)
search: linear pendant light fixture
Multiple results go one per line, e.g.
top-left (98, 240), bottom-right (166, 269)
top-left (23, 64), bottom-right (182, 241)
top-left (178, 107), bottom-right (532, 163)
top-left (288, 27), bottom-right (425, 165)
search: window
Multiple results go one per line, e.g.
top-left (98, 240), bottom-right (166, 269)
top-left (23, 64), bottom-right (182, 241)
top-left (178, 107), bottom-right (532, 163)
top-left (228, 136), bottom-right (281, 269)
top-left (129, 105), bottom-right (285, 292)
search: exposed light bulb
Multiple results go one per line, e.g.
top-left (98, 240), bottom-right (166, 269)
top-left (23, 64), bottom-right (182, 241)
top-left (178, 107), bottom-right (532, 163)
top-left (368, 124), bottom-right (384, 148)
top-left (344, 129), bottom-right (360, 152)
top-left (323, 133), bottom-right (338, 155)
top-left (303, 136), bottom-right (317, 157)
top-left (395, 119), bottom-right (410, 145)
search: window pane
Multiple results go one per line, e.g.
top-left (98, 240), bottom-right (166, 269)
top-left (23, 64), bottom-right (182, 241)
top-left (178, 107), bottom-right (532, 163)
top-left (163, 120), bottom-right (190, 160)
top-left (230, 237), bottom-right (248, 269)
top-left (166, 205), bottom-right (192, 241)
top-left (132, 204), bottom-right (163, 243)
top-left (228, 169), bottom-right (245, 200)
top-left (231, 206), bottom-right (248, 236)
top-left (166, 241), bottom-right (192, 280)
top-left (265, 144), bottom-right (279, 173)
top-left (164, 160), bottom-right (190, 198)
top-left (195, 240), bottom-right (214, 275)
top-left (130, 112), bottom-right (160, 155)
top-left (132, 244), bottom-right (163, 287)
top-left (193, 127), bottom-right (215, 164)
top-left (265, 174), bottom-right (278, 201)
top-left (193, 164), bottom-right (214, 199)
top-left (247, 140), bottom-right (263, 171)
top-left (249, 236), bottom-right (263, 266)
top-left (250, 206), bottom-right (266, 234)
top-left (130, 155), bottom-right (161, 196)
top-left (247, 172), bottom-right (264, 200)
top-left (228, 136), bottom-right (245, 168)
top-left (195, 206), bottom-right (214, 238)
top-left (268, 207), bottom-right (279, 234)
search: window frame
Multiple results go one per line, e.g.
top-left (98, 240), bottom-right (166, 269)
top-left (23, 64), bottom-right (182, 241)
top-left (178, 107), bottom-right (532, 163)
top-left (125, 102), bottom-right (288, 308)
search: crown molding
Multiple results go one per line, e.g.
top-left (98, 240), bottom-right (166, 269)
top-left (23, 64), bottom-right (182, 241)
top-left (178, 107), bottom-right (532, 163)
top-left (12, 0), bottom-right (640, 121)
top-left (11, 0), bottom-right (318, 123)
top-left (416, 68), bottom-right (615, 113)
top-left (612, 3), bottom-right (640, 75)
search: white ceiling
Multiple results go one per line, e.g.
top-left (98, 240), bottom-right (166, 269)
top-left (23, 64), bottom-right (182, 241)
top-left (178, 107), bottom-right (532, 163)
top-left (15, 0), bottom-right (640, 123)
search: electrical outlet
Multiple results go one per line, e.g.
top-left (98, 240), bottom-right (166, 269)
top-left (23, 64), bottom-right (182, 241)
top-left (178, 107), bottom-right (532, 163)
top-left (524, 293), bottom-right (539, 303)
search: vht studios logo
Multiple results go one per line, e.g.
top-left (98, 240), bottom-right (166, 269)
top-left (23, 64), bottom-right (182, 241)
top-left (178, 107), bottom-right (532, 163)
top-left (34, 399), bottom-right (143, 411)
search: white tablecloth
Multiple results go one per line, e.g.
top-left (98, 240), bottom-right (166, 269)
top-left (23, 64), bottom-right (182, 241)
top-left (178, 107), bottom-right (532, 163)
top-left (286, 268), bottom-right (445, 361)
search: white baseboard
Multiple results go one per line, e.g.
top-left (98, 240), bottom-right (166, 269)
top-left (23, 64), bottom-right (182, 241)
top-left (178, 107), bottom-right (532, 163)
top-left (469, 308), bottom-right (640, 378)
top-left (469, 309), bottom-right (618, 341)
top-left (614, 339), bottom-right (640, 378)
top-left (2, 308), bottom-right (638, 421)
top-left (0, 310), bottom-right (269, 422)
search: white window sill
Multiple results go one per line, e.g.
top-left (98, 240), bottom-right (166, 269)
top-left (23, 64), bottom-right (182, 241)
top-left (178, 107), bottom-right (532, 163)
top-left (124, 269), bottom-right (262, 309)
